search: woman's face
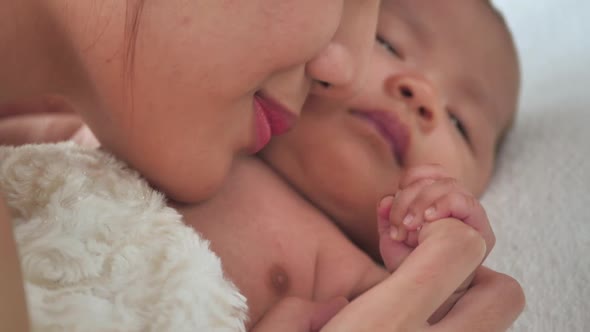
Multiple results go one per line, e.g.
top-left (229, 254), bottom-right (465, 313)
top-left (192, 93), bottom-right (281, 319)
top-left (64, 0), bottom-right (379, 202)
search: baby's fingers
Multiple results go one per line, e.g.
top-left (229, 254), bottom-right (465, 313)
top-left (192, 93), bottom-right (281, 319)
top-left (401, 178), bottom-right (469, 232)
top-left (423, 192), bottom-right (496, 255)
top-left (378, 196), bottom-right (412, 271)
top-left (385, 178), bottom-right (437, 241)
top-left (399, 164), bottom-right (451, 189)
top-left (379, 228), bottom-right (412, 272)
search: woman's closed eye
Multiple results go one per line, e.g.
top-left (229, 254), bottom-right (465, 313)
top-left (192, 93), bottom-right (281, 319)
top-left (376, 34), bottom-right (402, 58)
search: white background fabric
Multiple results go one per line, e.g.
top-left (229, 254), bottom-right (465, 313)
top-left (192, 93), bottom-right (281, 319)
top-left (484, 1), bottom-right (590, 331)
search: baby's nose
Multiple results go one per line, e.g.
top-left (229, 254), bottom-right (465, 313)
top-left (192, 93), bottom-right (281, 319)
top-left (386, 75), bottom-right (442, 134)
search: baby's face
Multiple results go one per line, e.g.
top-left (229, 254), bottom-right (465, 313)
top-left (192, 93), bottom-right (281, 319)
top-left (261, 0), bottom-right (519, 259)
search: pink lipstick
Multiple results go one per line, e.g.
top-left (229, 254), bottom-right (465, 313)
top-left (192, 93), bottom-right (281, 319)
top-left (251, 93), bottom-right (297, 153)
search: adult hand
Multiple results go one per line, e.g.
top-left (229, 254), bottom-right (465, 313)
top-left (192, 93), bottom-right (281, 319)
top-left (432, 265), bottom-right (524, 331)
top-left (321, 219), bottom-right (524, 331)
top-left (0, 96), bottom-right (98, 147)
top-left (377, 164), bottom-right (499, 323)
top-left (251, 297), bottom-right (349, 332)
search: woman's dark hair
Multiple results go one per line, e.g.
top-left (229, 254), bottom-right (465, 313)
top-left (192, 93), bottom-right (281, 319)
top-left (124, 0), bottom-right (145, 109)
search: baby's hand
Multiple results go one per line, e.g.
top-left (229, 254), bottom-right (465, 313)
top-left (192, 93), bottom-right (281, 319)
top-left (377, 164), bottom-right (495, 272)
top-left (377, 164), bottom-right (495, 323)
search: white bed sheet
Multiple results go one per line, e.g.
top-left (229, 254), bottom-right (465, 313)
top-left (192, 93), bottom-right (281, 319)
top-left (484, 1), bottom-right (590, 331)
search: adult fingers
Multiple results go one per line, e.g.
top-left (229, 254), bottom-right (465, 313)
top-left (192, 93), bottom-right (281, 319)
top-left (429, 266), bottom-right (525, 332)
top-left (251, 297), bottom-right (348, 332)
top-left (427, 272), bottom-right (475, 324)
top-left (322, 219), bottom-right (486, 331)
top-left (392, 219), bottom-right (487, 323)
top-left (0, 113), bottom-right (85, 145)
top-left (70, 125), bottom-right (100, 148)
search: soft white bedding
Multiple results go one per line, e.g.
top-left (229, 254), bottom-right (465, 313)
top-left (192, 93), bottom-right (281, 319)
top-left (1, 144), bottom-right (248, 331)
top-left (484, 1), bottom-right (590, 331)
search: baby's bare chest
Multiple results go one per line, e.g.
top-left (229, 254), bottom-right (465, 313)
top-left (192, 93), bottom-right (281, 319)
top-left (179, 159), bottom-right (377, 327)
top-left (195, 207), bottom-right (329, 326)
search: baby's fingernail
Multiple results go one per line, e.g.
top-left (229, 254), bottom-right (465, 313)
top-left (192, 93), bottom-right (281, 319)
top-left (389, 226), bottom-right (399, 240)
top-left (403, 213), bottom-right (414, 226)
top-left (424, 207), bottom-right (436, 219)
top-left (394, 191), bottom-right (401, 199)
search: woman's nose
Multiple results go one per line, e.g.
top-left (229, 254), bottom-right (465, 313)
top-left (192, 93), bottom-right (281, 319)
top-left (306, 0), bottom-right (380, 101)
top-left (385, 74), bottom-right (442, 134)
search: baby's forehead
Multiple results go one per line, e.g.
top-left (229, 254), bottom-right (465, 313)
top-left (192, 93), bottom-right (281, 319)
top-left (379, 1), bottom-right (519, 93)
top-left (378, 1), bottom-right (519, 138)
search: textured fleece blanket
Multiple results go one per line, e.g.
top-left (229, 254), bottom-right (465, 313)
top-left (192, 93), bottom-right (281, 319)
top-left (0, 143), bottom-right (248, 332)
top-left (485, 1), bottom-right (590, 330)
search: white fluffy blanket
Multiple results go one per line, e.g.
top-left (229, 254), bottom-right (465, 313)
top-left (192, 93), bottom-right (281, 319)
top-left (0, 143), bottom-right (248, 332)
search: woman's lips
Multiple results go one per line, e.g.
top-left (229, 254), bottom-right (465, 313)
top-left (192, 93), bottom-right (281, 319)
top-left (350, 109), bottom-right (410, 164)
top-left (251, 93), bottom-right (297, 153)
